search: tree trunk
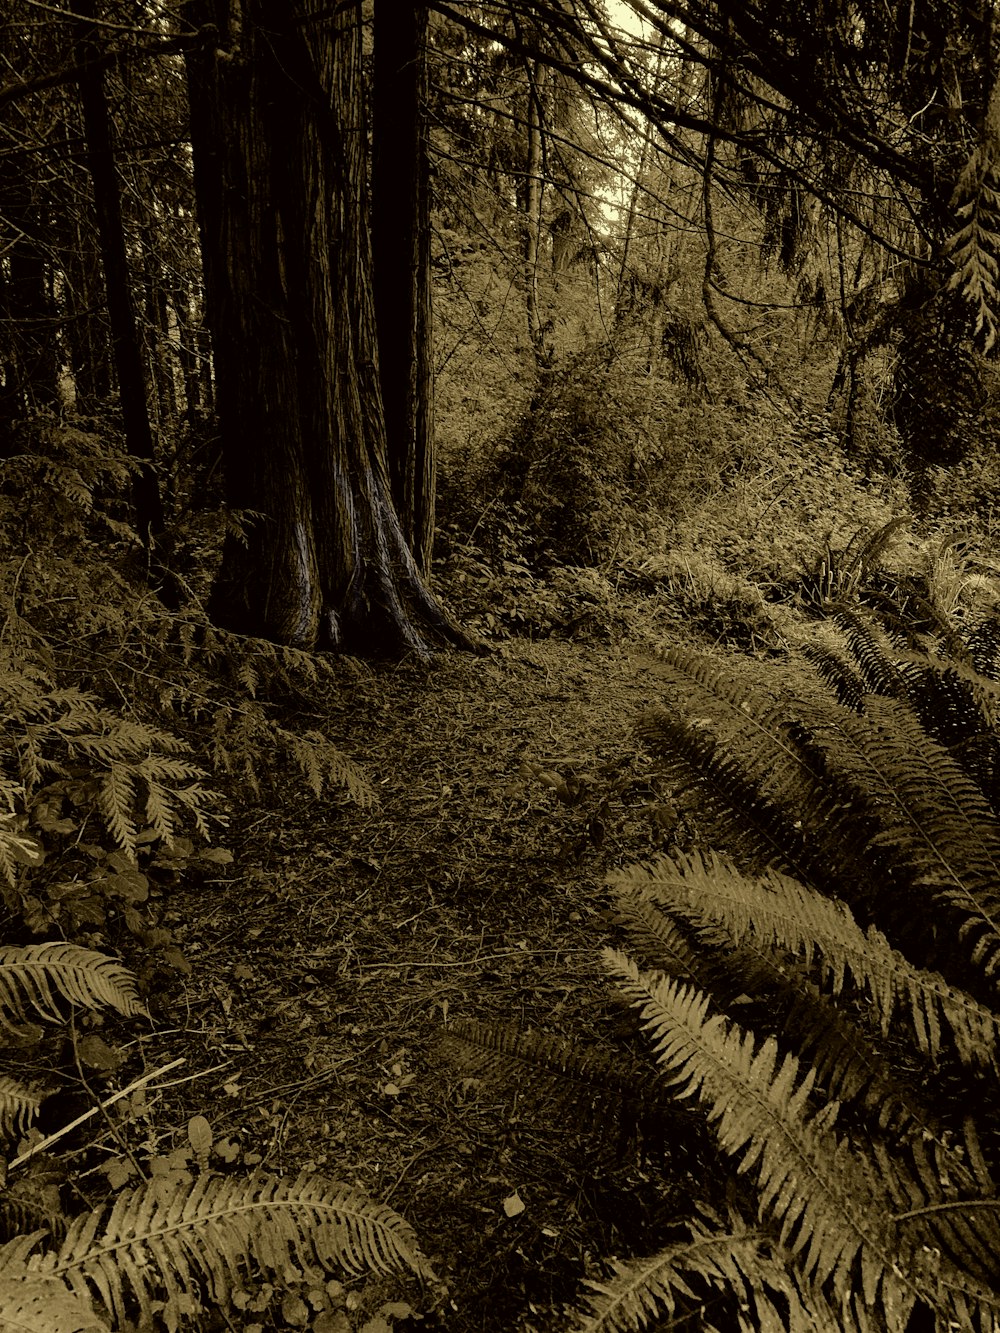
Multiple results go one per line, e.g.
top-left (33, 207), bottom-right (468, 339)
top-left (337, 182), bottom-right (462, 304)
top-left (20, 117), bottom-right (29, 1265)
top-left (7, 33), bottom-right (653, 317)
top-left (71, 0), bottom-right (167, 553)
top-left (185, 0), bottom-right (471, 658)
top-left (372, 0), bottom-right (435, 578)
top-left (0, 20), bottom-right (58, 429)
top-left (61, 208), bottom-right (113, 412)
top-left (522, 60), bottom-right (549, 367)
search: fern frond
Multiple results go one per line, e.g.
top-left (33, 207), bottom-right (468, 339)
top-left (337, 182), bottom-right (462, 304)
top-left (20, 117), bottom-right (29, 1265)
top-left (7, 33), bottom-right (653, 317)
top-left (946, 139), bottom-right (1000, 349)
top-left (143, 780), bottom-right (179, 846)
top-left (638, 704), bottom-right (800, 873)
top-left (0, 1076), bottom-right (46, 1142)
top-left (31, 1171), bottom-right (432, 1328)
top-left (640, 648), bottom-right (869, 889)
top-left (440, 1018), bottom-right (673, 1150)
top-left (967, 616), bottom-right (1000, 680)
top-left (798, 642), bottom-right (867, 711)
top-left (0, 1170), bottom-right (69, 1248)
top-left (840, 518), bottom-right (909, 586)
top-left (0, 943), bottom-right (147, 1029)
top-left (280, 728), bottom-right (377, 806)
top-left (97, 763), bottom-right (137, 857)
top-left (614, 887), bottom-right (936, 1136)
top-left (895, 653), bottom-right (1000, 805)
top-left (575, 1215), bottom-right (855, 1333)
top-left (611, 851), bottom-right (1000, 1069)
top-left (832, 613), bottom-right (916, 699)
top-left (877, 1132), bottom-right (1000, 1291)
top-left (601, 950), bottom-right (915, 1314)
top-left (0, 1272), bottom-right (105, 1332)
top-left (805, 694), bottom-right (1000, 983)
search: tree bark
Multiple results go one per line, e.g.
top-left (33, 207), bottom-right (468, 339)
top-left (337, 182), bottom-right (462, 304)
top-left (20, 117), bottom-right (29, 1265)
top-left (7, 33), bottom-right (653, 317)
top-left (185, 0), bottom-right (472, 658)
top-left (372, 0), bottom-right (435, 578)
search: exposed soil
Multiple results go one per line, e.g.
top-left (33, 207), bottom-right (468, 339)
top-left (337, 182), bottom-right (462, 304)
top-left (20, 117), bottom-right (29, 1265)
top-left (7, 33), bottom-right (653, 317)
top-left (147, 633), bottom-right (707, 1332)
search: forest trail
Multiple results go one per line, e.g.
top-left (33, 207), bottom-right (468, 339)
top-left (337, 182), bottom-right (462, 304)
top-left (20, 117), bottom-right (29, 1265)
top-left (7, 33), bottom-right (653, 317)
top-left (164, 632), bottom-right (689, 1330)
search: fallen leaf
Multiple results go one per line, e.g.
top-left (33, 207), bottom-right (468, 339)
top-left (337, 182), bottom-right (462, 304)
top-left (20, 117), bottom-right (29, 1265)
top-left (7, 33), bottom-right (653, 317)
top-left (187, 1115), bottom-right (213, 1155)
top-left (79, 1033), bottom-right (122, 1072)
top-left (502, 1191), bottom-right (526, 1217)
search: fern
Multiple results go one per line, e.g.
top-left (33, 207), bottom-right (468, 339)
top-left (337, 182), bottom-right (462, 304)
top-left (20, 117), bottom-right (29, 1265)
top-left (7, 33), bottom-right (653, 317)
top-left (3, 1171), bottom-right (432, 1330)
top-left (444, 604), bottom-right (1000, 1330)
top-left (280, 726), bottom-right (377, 805)
top-left (946, 102), bottom-right (1000, 351)
top-left (0, 666), bottom-right (223, 859)
top-left (614, 850), bottom-right (1000, 1070)
top-left (614, 875), bottom-right (944, 1135)
top-left (0, 943), bottom-right (147, 1030)
top-left (440, 1018), bottom-right (678, 1152)
top-left (0, 1269), bottom-right (106, 1333)
top-left (801, 518), bottom-right (908, 611)
top-left (0, 1077), bottom-right (47, 1144)
top-left (804, 693), bottom-right (1000, 981)
top-left (575, 1211), bottom-right (850, 1333)
top-left (601, 950), bottom-right (916, 1315)
top-left (638, 648), bottom-right (872, 891)
top-left (209, 710), bottom-right (376, 807)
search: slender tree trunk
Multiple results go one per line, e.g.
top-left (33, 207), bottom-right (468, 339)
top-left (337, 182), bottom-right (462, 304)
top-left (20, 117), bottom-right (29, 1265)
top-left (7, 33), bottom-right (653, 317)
top-left (0, 209), bottom-right (57, 428)
top-left (522, 60), bottom-right (548, 366)
top-left (372, 0), bottom-right (435, 577)
top-left (0, 22), bottom-right (58, 428)
top-left (62, 210), bottom-right (113, 411)
top-left (185, 0), bottom-right (472, 657)
top-left (71, 0), bottom-right (167, 553)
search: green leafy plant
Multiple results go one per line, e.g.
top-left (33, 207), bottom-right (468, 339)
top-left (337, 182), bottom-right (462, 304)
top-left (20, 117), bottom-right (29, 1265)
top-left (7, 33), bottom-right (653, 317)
top-left (442, 616), bottom-right (1000, 1331)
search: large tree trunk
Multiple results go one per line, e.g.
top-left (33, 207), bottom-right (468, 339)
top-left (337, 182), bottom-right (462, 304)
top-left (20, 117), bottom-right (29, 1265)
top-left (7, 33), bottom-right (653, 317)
top-left (372, 1), bottom-right (435, 578)
top-left (185, 0), bottom-right (469, 657)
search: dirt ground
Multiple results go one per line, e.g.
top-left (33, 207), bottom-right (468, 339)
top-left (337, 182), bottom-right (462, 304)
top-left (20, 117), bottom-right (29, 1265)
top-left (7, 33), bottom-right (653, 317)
top-left (150, 633), bottom-right (705, 1332)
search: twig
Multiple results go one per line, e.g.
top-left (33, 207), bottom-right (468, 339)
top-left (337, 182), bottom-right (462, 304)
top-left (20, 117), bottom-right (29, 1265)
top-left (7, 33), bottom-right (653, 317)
top-left (10, 1056), bottom-right (185, 1170)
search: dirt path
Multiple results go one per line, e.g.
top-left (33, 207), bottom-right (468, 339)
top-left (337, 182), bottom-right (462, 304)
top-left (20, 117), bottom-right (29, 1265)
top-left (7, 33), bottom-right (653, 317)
top-left (163, 635), bottom-right (686, 1331)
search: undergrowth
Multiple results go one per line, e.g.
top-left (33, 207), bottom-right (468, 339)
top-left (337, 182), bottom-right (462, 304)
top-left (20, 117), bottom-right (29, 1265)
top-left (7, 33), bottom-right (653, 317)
top-left (0, 414), bottom-right (432, 1330)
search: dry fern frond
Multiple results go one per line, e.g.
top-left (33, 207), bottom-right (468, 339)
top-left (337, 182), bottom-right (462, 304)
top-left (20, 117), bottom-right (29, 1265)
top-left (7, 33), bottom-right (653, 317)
top-left (0, 943), bottom-right (147, 1030)
top-left (23, 1171), bottom-right (431, 1329)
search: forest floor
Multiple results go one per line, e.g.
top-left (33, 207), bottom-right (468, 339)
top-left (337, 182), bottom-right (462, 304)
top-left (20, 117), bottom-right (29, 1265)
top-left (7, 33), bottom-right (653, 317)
top-left (154, 622), bottom-right (712, 1333)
